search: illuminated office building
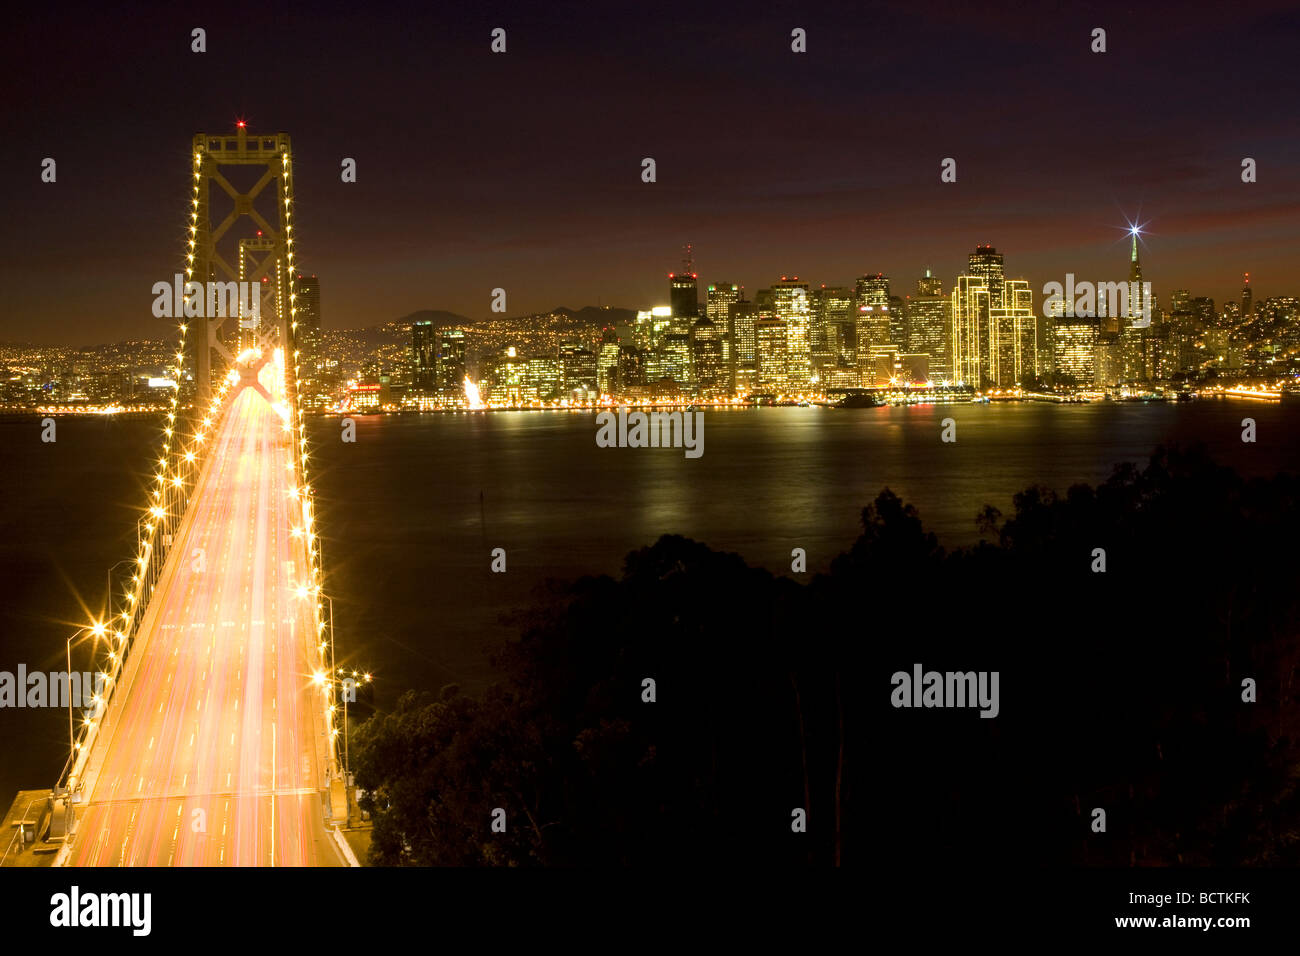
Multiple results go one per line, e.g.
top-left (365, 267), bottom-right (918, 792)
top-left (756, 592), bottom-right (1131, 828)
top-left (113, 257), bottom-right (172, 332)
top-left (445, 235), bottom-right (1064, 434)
top-left (728, 299), bottom-right (758, 392)
top-left (691, 318), bottom-right (726, 397)
top-left (754, 318), bottom-right (787, 392)
top-left (412, 319), bottom-right (436, 391)
top-left (854, 274), bottom-right (891, 377)
top-left (559, 340), bottom-right (598, 397)
top-left (1096, 330), bottom-right (1122, 386)
top-left (598, 328), bottom-right (620, 395)
top-left (771, 275), bottom-right (812, 389)
top-left (706, 282), bottom-right (741, 386)
top-left (889, 295), bottom-right (906, 346)
top-left (706, 282), bottom-right (741, 327)
top-left (670, 271), bottom-right (699, 325)
top-left (917, 270), bottom-right (943, 297)
top-left (660, 332), bottom-right (692, 384)
top-left (954, 247), bottom-right (1035, 387)
top-left (634, 306), bottom-right (674, 352)
top-left (813, 285), bottom-right (853, 369)
top-left (488, 346), bottom-right (526, 405)
top-left (989, 278), bottom-right (1036, 386)
top-left (967, 245), bottom-right (1005, 308)
top-left (951, 274), bottom-right (990, 386)
top-left (524, 356), bottom-right (562, 401)
top-left (295, 275), bottom-right (325, 407)
top-left (1053, 316), bottom-right (1098, 385)
top-left (905, 272), bottom-right (949, 380)
top-left (436, 327), bottom-right (467, 400)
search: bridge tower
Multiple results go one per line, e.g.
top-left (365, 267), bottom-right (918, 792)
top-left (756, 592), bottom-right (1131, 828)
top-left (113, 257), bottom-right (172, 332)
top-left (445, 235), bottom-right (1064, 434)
top-left (187, 125), bottom-right (300, 400)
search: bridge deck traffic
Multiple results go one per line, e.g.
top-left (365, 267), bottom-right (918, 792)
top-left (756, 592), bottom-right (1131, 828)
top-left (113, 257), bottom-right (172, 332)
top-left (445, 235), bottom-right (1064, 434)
top-left (66, 359), bottom-right (341, 866)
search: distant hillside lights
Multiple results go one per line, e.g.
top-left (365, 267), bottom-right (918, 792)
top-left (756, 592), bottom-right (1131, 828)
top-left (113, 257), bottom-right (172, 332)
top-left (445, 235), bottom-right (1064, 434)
top-left (152, 274), bottom-right (261, 327)
top-left (595, 408), bottom-right (704, 459)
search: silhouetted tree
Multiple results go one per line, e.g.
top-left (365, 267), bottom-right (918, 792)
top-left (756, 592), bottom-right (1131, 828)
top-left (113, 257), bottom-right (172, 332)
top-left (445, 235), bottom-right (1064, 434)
top-left (353, 446), bottom-right (1300, 866)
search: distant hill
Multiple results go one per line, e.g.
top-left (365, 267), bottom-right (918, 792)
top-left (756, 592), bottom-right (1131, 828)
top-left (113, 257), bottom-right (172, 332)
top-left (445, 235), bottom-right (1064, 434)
top-left (549, 306), bottom-right (638, 326)
top-left (386, 306), bottom-right (637, 331)
top-left (394, 309), bottom-right (476, 329)
top-left (332, 307), bottom-right (638, 353)
top-left (333, 311), bottom-right (476, 348)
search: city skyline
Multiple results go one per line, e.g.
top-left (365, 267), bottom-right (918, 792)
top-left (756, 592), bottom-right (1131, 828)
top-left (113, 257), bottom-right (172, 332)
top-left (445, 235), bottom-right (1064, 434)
top-left (8, 2), bottom-right (1300, 345)
top-left (2, 233), bottom-right (1276, 347)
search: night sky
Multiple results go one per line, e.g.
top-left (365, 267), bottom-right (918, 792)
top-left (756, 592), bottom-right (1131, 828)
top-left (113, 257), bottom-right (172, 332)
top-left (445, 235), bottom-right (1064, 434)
top-left (7, 0), bottom-right (1300, 345)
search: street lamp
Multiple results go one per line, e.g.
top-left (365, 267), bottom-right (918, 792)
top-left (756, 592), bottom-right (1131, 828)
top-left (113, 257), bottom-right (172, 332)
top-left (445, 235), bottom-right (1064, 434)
top-left (328, 664), bottom-right (372, 828)
top-left (106, 558), bottom-right (134, 617)
top-left (322, 597), bottom-right (369, 778)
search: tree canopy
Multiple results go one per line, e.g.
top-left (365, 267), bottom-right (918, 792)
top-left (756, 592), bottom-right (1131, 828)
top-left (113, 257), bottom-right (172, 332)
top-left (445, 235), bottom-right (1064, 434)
top-left (353, 445), bottom-right (1300, 866)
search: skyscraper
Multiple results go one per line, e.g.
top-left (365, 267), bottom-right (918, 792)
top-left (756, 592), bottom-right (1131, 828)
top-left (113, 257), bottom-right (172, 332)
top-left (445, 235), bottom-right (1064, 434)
top-left (905, 272), bottom-right (950, 381)
top-left (295, 275), bottom-right (321, 343)
top-left (412, 319), bottom-right (436, 392)
top-left (1241, 273), bottom-right (1253, 321)
top-left (813, 285), bottom-right (853, 370)
top-left (669, 273), bottom-right (698, 323)
top-left (706, 282), bottom-right (741, 389)
top-left (436, 327), bottom-right (467, 400)
top-left (967, 245), bottom-right (1005, 308)
top-left (1053, 314), bottom-right (1098, 385)
top-left (598, 327), bottom-right (620, 396)
top-left (1128, 231), bottom-right (1148, 328)
top-left (670, 245), bottom-right (699, 325)
top-left (955, 247), bottom-right (1034, 387)
top-left (771, 275), bottom-right (812, 390)
top-left (1190, 297), bottom-right (1216, 330)
top-left (754, 318), bottom-right (787, 392)
top-left (951, 274), bottom-right (990, 386)
top-left (854, 274), bottom-right (891, 378)
top-left (660, 332), bottom-right (692, 384)
top-left (728, 299), bottom-right (758, 392)
top-left (889, 294), bottom-right (906, 346)
top-left (990, 278), bottom-right (1035, 386)
top-left (295, 275), bottom-right (325, 408)
top-left (559, 340), bottom-right (598, 397)
top-left (691, 318), bottom-right (725, 397)
top-left (705, 282), bottom-right (740, 326)
top-left (917, 270), bottom-right (943, 297)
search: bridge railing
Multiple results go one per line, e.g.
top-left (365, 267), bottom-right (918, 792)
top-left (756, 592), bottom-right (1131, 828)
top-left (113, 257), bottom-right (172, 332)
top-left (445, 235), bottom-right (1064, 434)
top-left (56, 369), bottom-right (241, 797)
top-left (285, 332), bottom-right (344, 788)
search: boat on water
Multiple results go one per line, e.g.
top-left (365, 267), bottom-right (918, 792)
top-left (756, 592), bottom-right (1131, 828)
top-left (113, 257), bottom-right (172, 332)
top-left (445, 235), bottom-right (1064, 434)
top-left (834, 393), bottom-right (886, 408)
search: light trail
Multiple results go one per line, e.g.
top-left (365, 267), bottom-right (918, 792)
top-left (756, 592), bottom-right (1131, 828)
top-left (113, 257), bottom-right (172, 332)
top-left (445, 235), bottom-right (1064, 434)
top-left (65, 357), bottom-right (341, 866)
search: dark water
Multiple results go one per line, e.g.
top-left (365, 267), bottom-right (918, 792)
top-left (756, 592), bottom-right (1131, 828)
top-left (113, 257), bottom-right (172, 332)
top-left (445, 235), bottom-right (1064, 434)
top-left (3, 401), bottom-right (1299, 801)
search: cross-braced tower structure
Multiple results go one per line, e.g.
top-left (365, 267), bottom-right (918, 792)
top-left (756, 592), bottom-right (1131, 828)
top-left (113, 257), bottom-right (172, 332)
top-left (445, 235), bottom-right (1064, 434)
top-left (186, 125), bottom-right (299, 400)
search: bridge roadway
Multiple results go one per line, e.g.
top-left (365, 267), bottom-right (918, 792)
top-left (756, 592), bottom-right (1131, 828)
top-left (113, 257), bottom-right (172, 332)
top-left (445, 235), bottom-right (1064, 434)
top-left (65, 359), bottom-right (343, 866)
